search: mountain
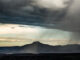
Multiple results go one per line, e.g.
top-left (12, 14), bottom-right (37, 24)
top-left (0, 41), bottom-right (80, 54)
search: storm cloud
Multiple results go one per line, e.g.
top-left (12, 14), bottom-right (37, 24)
top-left (0, 0), bottom-right (80, 46)
top-left (0, 0), bottom-right (72, 30)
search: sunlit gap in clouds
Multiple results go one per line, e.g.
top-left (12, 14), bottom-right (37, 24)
top-left (0, 24), bottom-right (79, 46)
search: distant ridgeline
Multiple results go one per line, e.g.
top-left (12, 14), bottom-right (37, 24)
top-left (0, 42), bottom-right (80, 54)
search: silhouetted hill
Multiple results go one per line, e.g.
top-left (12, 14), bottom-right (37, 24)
top-left (0, 42), bottom-right (80, 54)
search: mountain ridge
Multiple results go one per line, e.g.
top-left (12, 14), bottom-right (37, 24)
top-left (0, 41), bottom-right (80, 54)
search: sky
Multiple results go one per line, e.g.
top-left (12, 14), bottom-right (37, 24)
top-left (0, 24), bottom-right (72, 46)
top-left (0, 0), bottom-right (80, 46)
top-left (0, 24), bottom-right (79, 46)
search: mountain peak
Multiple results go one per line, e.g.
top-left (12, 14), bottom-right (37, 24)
top-left (32, 41), bottom-right (42, 44)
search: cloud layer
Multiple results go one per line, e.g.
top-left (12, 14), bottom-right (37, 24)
top-left (0, 0), bottom-right (80, 46)
top-left (0, 0), bottom-right (71, 28)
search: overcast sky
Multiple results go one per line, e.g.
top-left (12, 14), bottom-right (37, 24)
top-left (0, 0), bottom-right (80, 46)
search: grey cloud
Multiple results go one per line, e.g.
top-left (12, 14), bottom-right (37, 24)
top-left (0, 0), bottom-right (71, 28)
top-left (56, 0), bottom-right (80, 32)
top-left (0, 0), bottom-right (80, 44)
top-left (1, 0), bottom-right (80, 54)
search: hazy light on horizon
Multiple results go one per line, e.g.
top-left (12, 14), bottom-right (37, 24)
top-left (0, 24), bottom-right (79, 46)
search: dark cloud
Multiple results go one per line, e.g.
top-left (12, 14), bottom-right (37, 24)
top-left (0, 0), bottom-right (73, 31)
top-left (55, 0), bottom-right (80, 32)
top-left (1, 0), bottom-right (80, 45)
top-left (1, 0), bottom-right (80, 54)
